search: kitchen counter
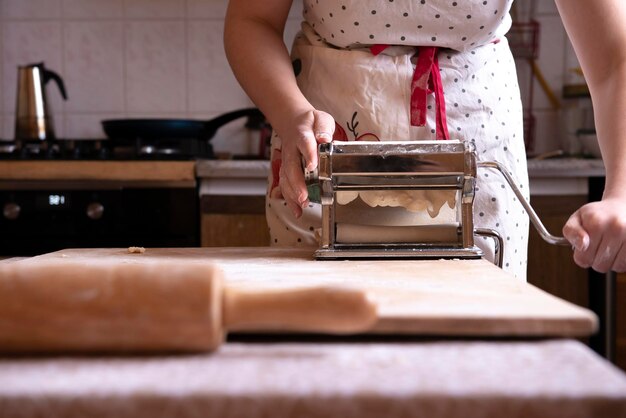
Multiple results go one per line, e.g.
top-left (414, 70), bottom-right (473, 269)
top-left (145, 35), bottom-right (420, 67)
top-left (0, 160), bottom-right (196, 184)
top-left (526, 158), bottom-right (605, 178)
top-left (197, 159), bottom-right (270, 196)
top-left (1, 339), bottom-right (625, 418)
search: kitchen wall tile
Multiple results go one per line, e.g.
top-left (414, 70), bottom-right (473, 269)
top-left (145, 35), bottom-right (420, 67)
top-left (186, 0), bottom-right (302, 20)
top-left (2, 0), bottom-right (62, 19)
top-left (186, 0), bottom-right (228, 19)
top-left (54, 113), bottom-right (66, 138)
top-left (2, 22), bottom-right (65, 115)
top-left (531, 15), bottom-right (565, 111)
top-left (187, 21), bottom-right (252, 113)
top-left (65, 113), bottom-right (124, 139)
top-left (514, 59), bottom-right (532, 110)
top-left (2, 115), bottom-right (15, 139)
top-left (125, 21), bottom-right (187, 113)
top-left (124, 0), bottom-right (185, 19)
top-left (535, 0), bottom-right (558, 16)
top-left (62, 0), bottom-right (123, 19)
top-left (531, 109), bottom-right (562, 155)
top-left (64, 22), bottom-right (125, 112)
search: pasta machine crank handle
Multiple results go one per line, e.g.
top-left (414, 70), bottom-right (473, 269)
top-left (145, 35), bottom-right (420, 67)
top-left (477, 161), bottom-right (570, 246)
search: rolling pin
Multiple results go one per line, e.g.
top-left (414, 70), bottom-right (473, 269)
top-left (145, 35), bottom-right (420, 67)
top-left (0, 260), bottom-right (377, 353)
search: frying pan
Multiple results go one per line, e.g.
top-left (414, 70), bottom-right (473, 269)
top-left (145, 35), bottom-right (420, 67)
top-left (101, 108), bottom-right (264, 143)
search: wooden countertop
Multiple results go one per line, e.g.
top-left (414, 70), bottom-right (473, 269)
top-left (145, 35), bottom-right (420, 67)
top-left (1, 340), bottom-right (625, 418)
top-left (0, 160), bottom-right (196, 182)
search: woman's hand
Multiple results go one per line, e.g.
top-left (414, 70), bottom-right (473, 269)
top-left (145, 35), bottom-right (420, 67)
top-left (275, 108), bottom-right (335, 218)
top-left (563, 197), bottom-right (626, 273)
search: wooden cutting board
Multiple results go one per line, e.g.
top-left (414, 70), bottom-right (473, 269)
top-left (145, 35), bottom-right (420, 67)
top-left (8, 247), bottom-right (597, 337)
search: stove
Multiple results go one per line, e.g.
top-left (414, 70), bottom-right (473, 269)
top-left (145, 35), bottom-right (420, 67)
top-left (0, 136), bottom-right (213, 161)
top-left (0, 137), bottom-right (206, 256)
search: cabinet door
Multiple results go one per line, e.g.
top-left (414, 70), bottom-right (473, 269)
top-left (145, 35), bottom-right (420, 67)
top-left (200, 195), bottom-right (270, 247)
top-left (201, 213), bottom-right (270, 247)
top-left (526, 195), bottom-right (589, 307)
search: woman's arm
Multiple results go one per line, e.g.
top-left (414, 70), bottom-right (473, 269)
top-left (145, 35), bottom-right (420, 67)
top-left (224, 0), bottom-right (334, 217)
top-left (556, 0), bottom-right (626, 272)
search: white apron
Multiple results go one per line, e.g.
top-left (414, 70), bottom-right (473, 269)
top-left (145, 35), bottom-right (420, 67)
top-left (267, 0), bottom-right (530, 280)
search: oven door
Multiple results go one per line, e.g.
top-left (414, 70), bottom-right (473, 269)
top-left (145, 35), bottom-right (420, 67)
top-left (0, 184), bottom-right (199, 256)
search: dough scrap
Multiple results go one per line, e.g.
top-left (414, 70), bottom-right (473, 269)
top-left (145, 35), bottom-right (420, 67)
top-left (128, 246), bottom-right (146, 254)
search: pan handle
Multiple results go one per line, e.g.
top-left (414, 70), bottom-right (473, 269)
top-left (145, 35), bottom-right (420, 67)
top-left (478, 161), bottom-right (570, 246)
top-left (202, 108), bottom-right (264, 139)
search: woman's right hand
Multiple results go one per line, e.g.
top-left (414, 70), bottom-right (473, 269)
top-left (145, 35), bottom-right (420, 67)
top-left (275, 108), bottom-right (335, 218)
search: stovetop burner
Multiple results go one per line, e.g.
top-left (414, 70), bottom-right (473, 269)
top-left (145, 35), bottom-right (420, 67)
top-left (0, 137), bottom-right (214, 161)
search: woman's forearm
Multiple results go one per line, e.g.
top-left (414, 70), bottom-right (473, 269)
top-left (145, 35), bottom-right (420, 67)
top-left (224, 1), bottom-right (313, 136)
top-left (555, 0), bottom-right (626, 198)
top-left (588, 64), bottom-right (626, 198)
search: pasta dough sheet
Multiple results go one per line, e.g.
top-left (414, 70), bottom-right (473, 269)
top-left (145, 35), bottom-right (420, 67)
top-left (336, 223), bottom-right (460, 244)
top-left (337, 190), bottom-right (457, 218)
top-left (335, 194), bottom-right (457, 227)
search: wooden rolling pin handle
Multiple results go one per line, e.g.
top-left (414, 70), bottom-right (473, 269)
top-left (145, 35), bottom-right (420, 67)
top-left (222, 286), bottom-right (378, 334)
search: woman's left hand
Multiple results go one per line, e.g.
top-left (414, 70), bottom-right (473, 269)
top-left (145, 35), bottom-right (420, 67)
top-left (562, 197), bottom-right (626, 273)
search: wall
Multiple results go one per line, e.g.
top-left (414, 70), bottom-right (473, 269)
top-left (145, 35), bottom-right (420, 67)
top-left (514, 0), bottom-right (589, 156)
top-left (0, 0), bottom-right (584, 157)
top-left (0, 0), bottom-right (301, 156)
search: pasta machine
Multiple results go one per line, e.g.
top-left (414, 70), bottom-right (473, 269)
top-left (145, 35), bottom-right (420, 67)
top-left (305, 140), bottom-right (568, 264)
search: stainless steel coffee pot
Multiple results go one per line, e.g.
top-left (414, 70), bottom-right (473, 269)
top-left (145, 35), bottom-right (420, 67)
top-left (15, 62), bottom-right (67, 141)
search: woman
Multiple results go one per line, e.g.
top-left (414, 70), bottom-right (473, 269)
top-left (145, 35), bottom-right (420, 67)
top-left (224, 0), bottom-right (626, 278)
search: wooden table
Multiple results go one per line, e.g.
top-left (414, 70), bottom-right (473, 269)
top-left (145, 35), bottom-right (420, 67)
top-left (0, 340), bottom-right (625, 418)
top-left (1, 248), bottom-right (625, 417)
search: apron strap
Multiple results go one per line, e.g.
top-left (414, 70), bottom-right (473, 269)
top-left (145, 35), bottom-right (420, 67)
top-left (371, 45), bottom-right (450, 140)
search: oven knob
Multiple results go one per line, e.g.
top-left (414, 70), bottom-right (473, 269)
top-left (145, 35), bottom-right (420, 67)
top-left (86, 202), bottom-right (104, 220)
top-left (3, 202), bottom-right (20, 220)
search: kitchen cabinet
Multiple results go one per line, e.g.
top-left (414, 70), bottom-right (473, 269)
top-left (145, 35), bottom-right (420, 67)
top-left (197, 160), bottom-right (271, 247)
top-left (201, 196), bottom-right (269, 247)
top-left (526, 195), bottom-right (589, 308)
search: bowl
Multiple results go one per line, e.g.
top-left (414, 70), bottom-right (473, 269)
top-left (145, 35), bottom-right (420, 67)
top-left (576, 130), bottom-right (602, 158)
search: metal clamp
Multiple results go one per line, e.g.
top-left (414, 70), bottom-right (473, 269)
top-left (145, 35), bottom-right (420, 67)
top-left (474, 227), bottom-right (504, 268)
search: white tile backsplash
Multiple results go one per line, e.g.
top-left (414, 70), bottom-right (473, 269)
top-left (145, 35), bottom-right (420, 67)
top-left (188, 20), bottom-right (251, 112)
top-left (534, 0), bottom-right (558, 16)
top-left (64, 22), bottom-right (125, 112)
top-left (62, 0), bottom-right (123, 19)
top-left (531, 109), bottom-right (563, 155)
top-left (125, 21), bottom-right (187, 113)
top-left (187, 0), bottom-right (228, 19)
top-left (124, 0), bottom-right (186, 19)
top-left (2, 0), bottom-right (61, 19)
top-left (2, 21), bottom-right (65, 114)
top-left (65, 113), bottom-right (123, 138)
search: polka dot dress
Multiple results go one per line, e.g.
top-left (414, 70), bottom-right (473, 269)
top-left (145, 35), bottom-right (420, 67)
top-left (267, 0), bottom-right (530, 280)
